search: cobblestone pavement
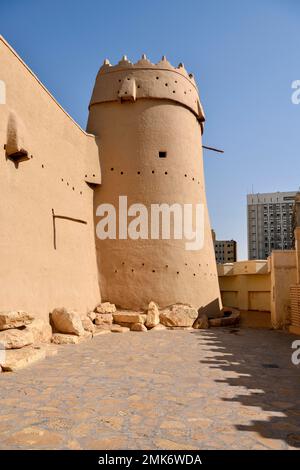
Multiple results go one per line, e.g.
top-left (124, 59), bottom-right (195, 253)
top-left (0, 328), bottom-right (300, 450)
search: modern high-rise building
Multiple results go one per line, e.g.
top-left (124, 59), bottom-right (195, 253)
top-left (247, 191), bottom-right (297, 260)
top-left (212, 230), bottom-right (237, 264)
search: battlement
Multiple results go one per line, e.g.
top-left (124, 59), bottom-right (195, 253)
top-left (98, 55), bottom-right (197, 83)
top-left (89, 55), bottom-right (205, 125)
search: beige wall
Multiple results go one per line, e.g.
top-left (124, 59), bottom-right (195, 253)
top-left (218, 254), bottom-right (298, 330)
top-left (0, 36), bottom-right (101, 319)
top-left (289, 228), bottom-right (300, 334)
top-left (270, 250), bottom-right (297, 329)
top-left (218, 261), bottom-right (271, 312)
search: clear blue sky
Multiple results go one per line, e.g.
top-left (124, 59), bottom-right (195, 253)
top-left (2, 0), bottom-right (300, 259)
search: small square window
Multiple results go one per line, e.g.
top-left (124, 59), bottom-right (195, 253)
top-left (159, 151), bottom-right (167, 158)
top-left (7, 148), bottom-right (29, 164)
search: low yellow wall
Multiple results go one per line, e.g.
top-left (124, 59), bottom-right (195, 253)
top-left (218, 261), bottom-right (271, 312)
top-left (218, 254), bottom-right (298, 330)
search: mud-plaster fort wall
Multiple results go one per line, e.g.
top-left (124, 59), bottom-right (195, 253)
top-left (0, 37), bottom-right (221, 320)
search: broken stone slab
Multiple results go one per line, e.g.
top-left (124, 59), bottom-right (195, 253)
top-left (159, 304), bottom-right (198, 327)
top-left (82, 317), bottom-right (95, 333)
top-left (95, 302), bottom-right (116, 314)
top-left (95, 313), bottom-right (113, 326)
top-left (113, 311), bottom-right (147, 325)
top-left (25, 319), bottom-right (52, 343)
top-left (0, 346), bottom-right (46, 372)
top-left (110, 325), bottom-right (130, 333)
top-left (93, 328), bottom-right (111, 337)
top-left (51, 308), bottom-right (85, 336)
top-left (51, 331), bottom-right (92, 345)
top-left (193, 313), bottom-right (209, 329)
top-left (0, 311), bottom-right (34, 330)
top-left (51, 333), bottom-right (80, 345)
top-left (131, 323), bottom-right (147, 332)
top-left (0, 328), bottom-right (34, 349)
top-left (149, 324), bottom-right (167, 331)
top-left (145, 301), bottom-right (160, 328)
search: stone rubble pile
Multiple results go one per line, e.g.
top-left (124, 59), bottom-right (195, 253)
top-left (0, 301), bottom-right (240, 373)
top-left (0, 311), bottom-right (55, 372)
top-left (84, 301), bottom-right (240, 333)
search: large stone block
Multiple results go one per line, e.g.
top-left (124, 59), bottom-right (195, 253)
top-left (51, 308), bottom-right (84, 336)
top-left (0, 311), bottom-right (34, 330)
top-left (160, 304), bottom-right (198, 327)
top-left (0, 328), bottom-right (34, 349)
top-left (51, 333), bottom-right (79, 345)
top-left (149, 324), bottom-right (167, 331)
top-left (0, 346), bottom-right (46, 372)
top-left (51, 331), bottom-right (92, 345)
top-left (96, 302), bottom-right (116, 314)
top-left (145, 301), bottom-right (160, 328)
top-left (93, 327), bottom-right (111, 337)
top-left (25, 319), bottom-right (52, 343)
top-left (113, 311), bottom-right (147, 325)
top-left (95, 313), bottom-right (113, 326)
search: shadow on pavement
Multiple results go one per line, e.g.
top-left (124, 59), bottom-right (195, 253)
top-left (192, 327), bottom-right (300, 448)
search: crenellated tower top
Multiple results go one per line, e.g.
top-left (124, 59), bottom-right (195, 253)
top-left (89, 55), bottom-right (205, 129)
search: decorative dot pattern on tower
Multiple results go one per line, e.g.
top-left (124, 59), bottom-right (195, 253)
top-left (87, 54), bottom-right (221, 316)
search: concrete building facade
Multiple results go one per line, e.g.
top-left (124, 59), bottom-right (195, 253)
top-left (247, 191), bottom-right (297, 260)
top-left (212, 230), bottom-right (237, 264)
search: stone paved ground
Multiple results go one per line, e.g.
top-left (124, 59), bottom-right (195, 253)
top-left (1, 327), bottom-right (300, 450)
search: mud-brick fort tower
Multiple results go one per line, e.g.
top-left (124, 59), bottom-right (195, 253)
top-left (0, 36), bottom-right (221, 319)
top-left (87, 55), bottom-right (221, 315)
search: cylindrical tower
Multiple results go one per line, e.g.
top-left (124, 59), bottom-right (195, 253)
top-left (87, 55), bottom-right (221, 316)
